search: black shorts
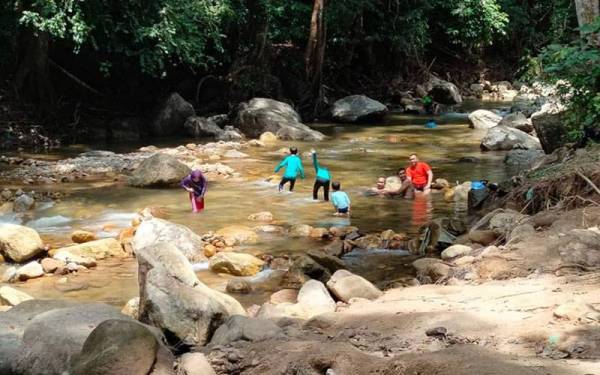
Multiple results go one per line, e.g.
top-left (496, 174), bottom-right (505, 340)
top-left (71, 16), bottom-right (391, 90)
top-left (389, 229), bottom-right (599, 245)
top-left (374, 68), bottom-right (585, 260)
top-left (337, 207), bottom-right (349, 214)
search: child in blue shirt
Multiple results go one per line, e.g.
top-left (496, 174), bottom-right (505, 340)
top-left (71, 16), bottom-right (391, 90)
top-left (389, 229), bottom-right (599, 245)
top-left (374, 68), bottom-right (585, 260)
top-left (331, 181), bottom-right (351, 216)
top-left (274, 147), bottom-right (305, 192)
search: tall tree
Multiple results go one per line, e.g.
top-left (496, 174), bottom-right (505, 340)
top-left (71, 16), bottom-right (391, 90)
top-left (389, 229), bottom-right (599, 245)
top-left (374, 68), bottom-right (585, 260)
top-left (305, 0), bottom-right (326, 118)
top-left (574, 0), bottom-right (600, 43)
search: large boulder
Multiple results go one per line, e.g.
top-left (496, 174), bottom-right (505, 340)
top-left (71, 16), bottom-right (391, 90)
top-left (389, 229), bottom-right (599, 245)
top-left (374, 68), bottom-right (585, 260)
top-left (326, 270), bottom-right (382, 303)
top-left (0, 224), bottom-right (44, 263)
top-left (480, 126), bottom-right (542, 151)
top-left (216, 225), bottom-right (258, 246)
top-left (151, 93), bottom-right (195, 136)
top-left (555, 229), bottom-right (600, 267)
top-left (468, 109), bottom-right (501, 130)
top-left (209, 252), bottom-right (265, 276)
top-left (129, 153), bottom-right (191, 188)
top-left (13, 303), bottom-right (129, 375)
top-left (504, 149), bottom-right (545, 168)
top-left (184, 116), bottom-right (224, 138)
top-left (531, 107), bottom-right (569, 154)
top-left (133, 218), bottom-right (206, 262)
top-left (232, 98), bottom-right (324, 141)
top-left (498, 112), bottom-right (534, 133)
top-left (53, 238), bottom-right (125, 260)
top-left (427, 77), bottom-right (462, 105)
top-left (330, 95), bottom-right (388, 123)
top-left (0, 300), bottom-right (80, 373)
top-left (70, 319), bottom-right (161, 375)
top-left (136, 242), bottom-right (246, 346)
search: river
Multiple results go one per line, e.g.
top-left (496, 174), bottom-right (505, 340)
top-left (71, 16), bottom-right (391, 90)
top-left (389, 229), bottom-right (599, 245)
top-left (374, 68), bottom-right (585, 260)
top-left (0, 104), bottom-right (517, 308)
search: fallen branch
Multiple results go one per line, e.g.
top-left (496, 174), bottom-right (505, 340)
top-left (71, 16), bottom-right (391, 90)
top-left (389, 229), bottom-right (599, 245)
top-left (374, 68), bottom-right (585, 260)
top-left (49, 59), bottom-right (104, 97)
top-left (575, 169), bottom-right (600, 196)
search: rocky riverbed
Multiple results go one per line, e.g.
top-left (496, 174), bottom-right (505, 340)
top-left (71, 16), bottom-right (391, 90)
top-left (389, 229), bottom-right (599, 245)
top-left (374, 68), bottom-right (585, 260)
top-left (1, 86), bottom-right (599, 374)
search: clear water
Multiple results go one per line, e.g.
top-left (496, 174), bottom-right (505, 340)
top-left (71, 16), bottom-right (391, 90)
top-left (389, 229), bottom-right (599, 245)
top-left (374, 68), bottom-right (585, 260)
top-left (0, 108), bottom-right (516, 307)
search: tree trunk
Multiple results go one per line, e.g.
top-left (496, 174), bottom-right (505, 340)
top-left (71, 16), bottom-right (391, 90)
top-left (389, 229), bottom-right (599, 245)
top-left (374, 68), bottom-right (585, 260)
top-left (12, 28), bottom-right (54, 105)
top-left (574, 0), bottom-right (600, 44)
top-left (305, 0), bottom-right (327, 118)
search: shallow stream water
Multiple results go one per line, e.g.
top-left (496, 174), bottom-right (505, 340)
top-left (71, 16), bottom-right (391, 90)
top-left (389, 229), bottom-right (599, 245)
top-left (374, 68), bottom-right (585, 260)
top-left (0, 104), bottom-right (517, 307)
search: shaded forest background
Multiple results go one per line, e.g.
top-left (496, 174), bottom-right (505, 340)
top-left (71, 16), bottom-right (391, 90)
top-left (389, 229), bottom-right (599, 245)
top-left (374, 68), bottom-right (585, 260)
top-left (1, 0), bottom-right (597, 144)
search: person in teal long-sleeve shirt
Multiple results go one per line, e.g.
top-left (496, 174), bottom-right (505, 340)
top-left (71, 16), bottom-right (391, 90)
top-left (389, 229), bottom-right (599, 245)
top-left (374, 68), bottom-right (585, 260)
top-left (331, 181), bottom-right (351, 216)
top-left (310, 148), bottom-right (331, 201)
top-left (274, 147), bottom-right (304, 192)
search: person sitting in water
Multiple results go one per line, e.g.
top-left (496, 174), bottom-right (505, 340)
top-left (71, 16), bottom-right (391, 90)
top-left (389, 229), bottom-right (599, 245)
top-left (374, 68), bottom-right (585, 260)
top-left (331, 181), bottom-right (351, 216)
top-left (310, 148), bottom-right (331, 201)
top-left (180, 170), bottom-right (207, 213)
top-left (365, 175), bottom-right (388, 196)
top-left (406, 153), bottom-right (433, 194)
top-left (274, 147), bottom-right (305, 192)
top-left (385, 168), bottom-right (415, 199)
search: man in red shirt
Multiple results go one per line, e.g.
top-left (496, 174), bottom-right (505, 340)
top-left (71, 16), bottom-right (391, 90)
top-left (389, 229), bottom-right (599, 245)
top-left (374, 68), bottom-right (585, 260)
top-left (406, 153), bottom-right (433, 193)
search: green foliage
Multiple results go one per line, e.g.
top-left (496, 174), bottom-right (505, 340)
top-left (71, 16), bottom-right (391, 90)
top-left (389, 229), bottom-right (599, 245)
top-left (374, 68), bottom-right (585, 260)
top-left (17, 0), bottom-right (238, 76)
top-left (540, 17), bottom-right (600, 142)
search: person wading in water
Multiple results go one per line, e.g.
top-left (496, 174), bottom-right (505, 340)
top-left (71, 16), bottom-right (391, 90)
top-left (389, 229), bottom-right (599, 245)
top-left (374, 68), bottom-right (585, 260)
top-left (274, 147), bottom-right (305, 192)
top-left (180, 170), bottom-right (207, 213)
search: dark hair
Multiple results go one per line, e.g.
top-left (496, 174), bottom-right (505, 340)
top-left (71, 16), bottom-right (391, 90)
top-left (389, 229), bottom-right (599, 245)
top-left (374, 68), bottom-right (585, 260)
top-left (397, 168), bottom-right (406, 175)
top-left (332, 181), bottom-right (341, 190)
top-left (290, 147), bottom-right (298, 154)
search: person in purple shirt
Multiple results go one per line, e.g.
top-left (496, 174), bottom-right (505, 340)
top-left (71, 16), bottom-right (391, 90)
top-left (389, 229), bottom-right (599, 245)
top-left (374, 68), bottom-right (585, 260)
top-left (180, 170), bottom-right (207, 213)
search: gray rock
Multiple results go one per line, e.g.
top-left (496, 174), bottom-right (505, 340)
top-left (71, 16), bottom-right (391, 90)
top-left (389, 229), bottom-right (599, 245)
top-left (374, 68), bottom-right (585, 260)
top-left (498, 112), bottom-right (533, 133)
top-left (184, 116), bottom-right (224, 138)
top-left (0, 224), bottom-right (44, 263)
top-left (133, 218), bottom-right (206, 262)
top-left (468, 109), bottom-right (501, 130)
top-left (531, 107), bottom-right (569, 154)
top-left (504, 149), bottom-right (545, 168)
top-left (136, 242), bottom-right (246, 346)
top-left (209, 315), bottom-right (282, 345)
top-left (13, 194), bottom-right (35, 212)
top-left (232, 98), bottom-right (324, 141)
top-left (13, 303), bottom-right (128, 375)
top-left (70, 319), bottom-right (160, 375)
top-left (427, 77), bottom-right (462, 105)
top-left (129, 153), bottom-right (190, 188)
top-left (330, 95), bottom-right (388, 123)
top-left (481, 126), bottom-right (542, 151)
top-left (151, 93), bottom-right (195, 136)
top-left (556, 229), bottom-right (600, 267)
top-left (216, 126), bottom-right (244, 141)
top-left (326, 270), bottom-right (382, 303)
top-left (0, 300), bottom-right (80, 373)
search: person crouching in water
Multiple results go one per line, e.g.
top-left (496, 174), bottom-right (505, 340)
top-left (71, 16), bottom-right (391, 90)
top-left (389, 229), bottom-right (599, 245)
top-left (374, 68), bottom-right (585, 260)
top-left (181, 170), bottom-right (207, 213)
top-left (331, 181), bottom-right (351, 216)
top-left (310, 148), bottom-right (331, 201)
top-left (274, 147), bottom-right (305, 192)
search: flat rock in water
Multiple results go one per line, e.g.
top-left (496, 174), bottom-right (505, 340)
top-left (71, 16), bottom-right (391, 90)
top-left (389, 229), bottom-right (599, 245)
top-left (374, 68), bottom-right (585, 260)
top-left (209, 252), bottom-right (265, 277)
top-left (0, 286), bottom-right (33, 306)
top-left (53, 238), bottom-right (125, 260)
top-left (16, 261), bottom-right (44, 280)
top-left (216, 225), bottom-right (258, 246)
